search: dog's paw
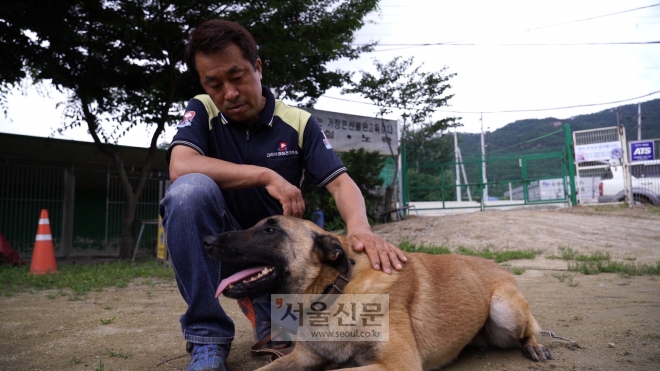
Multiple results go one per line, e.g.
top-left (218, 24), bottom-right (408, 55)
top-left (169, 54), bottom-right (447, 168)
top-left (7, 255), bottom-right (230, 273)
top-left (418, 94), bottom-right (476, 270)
top-left (523, 343), bottom-right (552, 362)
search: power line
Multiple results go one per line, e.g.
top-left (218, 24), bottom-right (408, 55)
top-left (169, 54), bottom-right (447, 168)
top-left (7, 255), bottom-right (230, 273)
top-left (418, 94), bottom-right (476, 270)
top-left (358, 3), bottom-right (660, 52)
top-left (320, 90), bottom-right (660, 114)
top-left (364, 41), bottom-right (659, 52)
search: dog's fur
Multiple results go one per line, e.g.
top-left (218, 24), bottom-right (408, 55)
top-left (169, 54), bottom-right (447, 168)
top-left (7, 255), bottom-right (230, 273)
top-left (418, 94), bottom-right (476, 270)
top-left (204, 216), bottom-right (551, 371)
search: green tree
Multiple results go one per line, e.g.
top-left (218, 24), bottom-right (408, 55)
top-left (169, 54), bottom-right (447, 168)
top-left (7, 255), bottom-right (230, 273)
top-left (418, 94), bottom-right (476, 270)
top-left (303, 148), bottom-right (385, 231)
top-left (342, 56), bottom-right (460, 212)
top-left (1, 0), bottom-right (379, 258)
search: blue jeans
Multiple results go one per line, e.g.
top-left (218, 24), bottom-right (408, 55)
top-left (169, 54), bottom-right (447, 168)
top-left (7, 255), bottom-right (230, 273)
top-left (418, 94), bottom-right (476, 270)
top-left (159, 173), bottom-right (269, 345)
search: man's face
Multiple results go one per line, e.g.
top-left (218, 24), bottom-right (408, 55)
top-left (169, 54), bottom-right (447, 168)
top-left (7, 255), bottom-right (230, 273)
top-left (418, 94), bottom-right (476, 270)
top-left (195, 44), bottom-right (265, 124)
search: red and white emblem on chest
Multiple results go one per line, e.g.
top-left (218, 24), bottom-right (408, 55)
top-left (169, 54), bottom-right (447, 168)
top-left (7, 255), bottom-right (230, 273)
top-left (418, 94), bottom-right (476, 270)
top-left (278, 142), bottom-right (288, 152)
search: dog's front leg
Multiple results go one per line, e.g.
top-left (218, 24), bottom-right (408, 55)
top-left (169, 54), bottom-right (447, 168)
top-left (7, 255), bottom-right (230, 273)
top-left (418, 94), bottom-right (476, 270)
top-left (254, 346), bottom-right (328, 371)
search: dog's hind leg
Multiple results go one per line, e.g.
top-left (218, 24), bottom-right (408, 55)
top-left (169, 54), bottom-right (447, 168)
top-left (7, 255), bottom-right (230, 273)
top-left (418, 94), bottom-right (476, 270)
top-left (477, 285), bottom-right (551, 362)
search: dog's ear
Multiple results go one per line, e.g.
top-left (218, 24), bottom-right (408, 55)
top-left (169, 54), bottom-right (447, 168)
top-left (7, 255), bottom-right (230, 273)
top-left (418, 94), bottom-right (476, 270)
top-left (313, 233), bottom-right (350, 274)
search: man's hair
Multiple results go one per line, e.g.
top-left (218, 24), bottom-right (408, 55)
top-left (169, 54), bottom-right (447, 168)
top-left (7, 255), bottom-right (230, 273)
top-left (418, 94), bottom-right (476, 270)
top-left (185, 19), bottom-right (259, 78)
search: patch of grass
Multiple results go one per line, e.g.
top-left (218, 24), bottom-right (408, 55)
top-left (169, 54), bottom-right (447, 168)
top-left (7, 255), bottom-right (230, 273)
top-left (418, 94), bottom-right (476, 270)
top-left (455, 246), bottom-right (539, 263)
top-left (568, 261), bottom-right (660, 277)
top-left (575, 251), bottom-right (611, 262)
top-left (109, 349), bottom-right (131, 359)
top-left (510, 267), bottom-right (526, 275)
top-left (398, 240), bottom-right (451, 255)
top-left (69, 356), bottom-right (82, 364)
top-left (551, 273), bottom-right (579, 287)
top-left (546, 245), bottom-right (576, 260)
top-left (100, 317), bottom-right (116, 325)
top-left (46, 289), bottom-right (67, 300)
top-left (0, 260), bottom-right (173, 296)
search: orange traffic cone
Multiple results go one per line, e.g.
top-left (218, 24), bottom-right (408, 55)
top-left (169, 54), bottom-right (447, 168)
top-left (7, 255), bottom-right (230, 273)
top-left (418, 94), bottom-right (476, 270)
top-left (29, 209), bottom-right (58, 275)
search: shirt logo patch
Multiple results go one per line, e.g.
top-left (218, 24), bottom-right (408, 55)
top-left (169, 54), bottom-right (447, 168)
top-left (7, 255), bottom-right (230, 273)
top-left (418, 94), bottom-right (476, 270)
top-left (266, 141), bottom-right (298, 158)
top-left (178, 111), bottom-right (195, 128)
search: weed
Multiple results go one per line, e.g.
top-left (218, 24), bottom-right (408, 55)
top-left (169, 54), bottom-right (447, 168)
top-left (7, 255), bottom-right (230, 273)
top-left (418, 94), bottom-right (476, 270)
top-left (398, 240), bottom-right (451, 255)
top-left (69, 356), bottom-right (82, 364)
top-left (546, 245), bottom-right (576, 260)
top-left (100, 317), bottom-right (116, 325)
top-left (113, 296), bottom-right (119, 301)
top-left (551, 273), bottom-right (579, 287)
top-left (510, 267), bottom-right (526, 275)
top-left (146, 290), bottom-right (153, 298)
top-left (455, 246), bottom-right (539, 263)
top-left (575, 251), bottom-right (611, 262)
top-left (46, 290), bottom-right (67, 300)
top-left (95, 360), bottom-right (105, 371)
top-left (109, 349), bottom-right (131, 359)
top-left (569, 261), bottom-right (660, 276)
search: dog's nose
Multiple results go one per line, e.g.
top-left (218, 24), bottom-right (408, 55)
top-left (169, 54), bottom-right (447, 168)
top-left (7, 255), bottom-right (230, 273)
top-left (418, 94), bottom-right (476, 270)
top-left (203, 235), bottom-right (217, 251)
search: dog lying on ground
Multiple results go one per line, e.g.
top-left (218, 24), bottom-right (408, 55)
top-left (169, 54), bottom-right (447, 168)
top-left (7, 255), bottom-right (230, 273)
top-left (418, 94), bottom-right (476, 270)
top-left (203, 215), bottom-right (551, 371)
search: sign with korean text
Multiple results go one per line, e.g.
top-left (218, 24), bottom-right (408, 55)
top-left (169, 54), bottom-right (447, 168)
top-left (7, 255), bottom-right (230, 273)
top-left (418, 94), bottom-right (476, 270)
top-left (303, 108), bottom-right (398, 156)
top-left (271, 294), bottom-right (389, 341)
top-left (629, 140), bottom-right (655, 162)
top-left (574, 141), bottom-right (622, 163)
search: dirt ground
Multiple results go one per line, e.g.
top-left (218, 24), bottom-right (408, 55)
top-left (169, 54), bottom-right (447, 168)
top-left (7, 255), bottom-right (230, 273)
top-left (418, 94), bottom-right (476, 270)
top-left (1, 207), bottom-right (659, 371)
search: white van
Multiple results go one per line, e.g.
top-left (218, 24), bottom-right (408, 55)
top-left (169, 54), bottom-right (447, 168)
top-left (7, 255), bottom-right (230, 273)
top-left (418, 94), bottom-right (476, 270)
top-left (598, 159), bottom-right (660, 205)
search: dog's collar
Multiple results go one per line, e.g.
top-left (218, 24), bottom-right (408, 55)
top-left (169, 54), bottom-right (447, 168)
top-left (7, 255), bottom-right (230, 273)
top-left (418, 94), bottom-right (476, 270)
top-left (315, 258), bottom-right (355, 304)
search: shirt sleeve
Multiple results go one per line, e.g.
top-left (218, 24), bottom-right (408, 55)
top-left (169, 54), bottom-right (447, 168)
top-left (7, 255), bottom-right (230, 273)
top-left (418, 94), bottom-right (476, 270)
top-left (301, 115), bottom-right (347, 187)
top-left (165, 98), bottom-right (211, 164)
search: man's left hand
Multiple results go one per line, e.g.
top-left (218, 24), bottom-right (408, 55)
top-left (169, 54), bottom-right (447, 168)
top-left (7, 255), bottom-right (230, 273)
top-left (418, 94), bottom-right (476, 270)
top-left (348, 231), bottom-right (407, 274)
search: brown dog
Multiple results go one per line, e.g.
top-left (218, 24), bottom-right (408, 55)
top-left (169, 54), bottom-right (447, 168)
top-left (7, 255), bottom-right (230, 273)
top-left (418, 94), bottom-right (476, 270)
top-left (203, 216), bottom-right (551, 370)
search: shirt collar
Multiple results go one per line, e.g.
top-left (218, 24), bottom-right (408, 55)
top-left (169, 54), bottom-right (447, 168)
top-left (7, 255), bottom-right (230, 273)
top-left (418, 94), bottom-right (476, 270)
top-left (219, 85), bottom-right (274, 127)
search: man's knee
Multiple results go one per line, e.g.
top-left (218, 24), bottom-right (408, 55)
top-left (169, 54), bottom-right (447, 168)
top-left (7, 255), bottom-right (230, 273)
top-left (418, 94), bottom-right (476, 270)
top-left (162, 173), bottom-right (220, 210)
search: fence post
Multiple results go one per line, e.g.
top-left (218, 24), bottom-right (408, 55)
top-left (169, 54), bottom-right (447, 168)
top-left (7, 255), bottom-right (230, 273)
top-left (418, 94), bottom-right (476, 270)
top-left (401, 142), bottom-right (409, 207)
top-left (564, 124), bottom-right (577, 206)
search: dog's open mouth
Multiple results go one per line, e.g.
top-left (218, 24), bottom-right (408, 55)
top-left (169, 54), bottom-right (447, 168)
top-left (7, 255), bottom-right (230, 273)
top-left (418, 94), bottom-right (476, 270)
top-left (216, 266), bottom-right (277, 298)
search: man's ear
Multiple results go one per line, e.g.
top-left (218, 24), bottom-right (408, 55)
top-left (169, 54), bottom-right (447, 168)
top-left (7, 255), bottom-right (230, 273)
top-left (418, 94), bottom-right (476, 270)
top-left (313, 233), bottom-right (350, 274)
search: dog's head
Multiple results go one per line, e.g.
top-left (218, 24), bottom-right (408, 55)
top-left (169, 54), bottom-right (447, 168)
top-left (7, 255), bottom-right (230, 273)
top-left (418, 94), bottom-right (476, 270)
top-left (203, 215), bottom-right (351, 299)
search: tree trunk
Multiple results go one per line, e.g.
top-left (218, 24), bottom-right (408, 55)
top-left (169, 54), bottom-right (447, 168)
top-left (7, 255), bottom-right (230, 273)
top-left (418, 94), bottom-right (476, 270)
top-left (118, 194), bottom-right (137, 259)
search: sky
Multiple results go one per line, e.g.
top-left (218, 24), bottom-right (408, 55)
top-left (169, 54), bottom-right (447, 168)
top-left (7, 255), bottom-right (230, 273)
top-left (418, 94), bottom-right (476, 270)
top-left (1, 0), bottom-right (659, 147)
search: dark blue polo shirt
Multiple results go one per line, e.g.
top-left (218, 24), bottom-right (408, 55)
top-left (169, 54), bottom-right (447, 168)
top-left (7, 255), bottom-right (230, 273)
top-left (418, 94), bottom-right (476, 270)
top-left (166, 86), bottom-right (346, 229)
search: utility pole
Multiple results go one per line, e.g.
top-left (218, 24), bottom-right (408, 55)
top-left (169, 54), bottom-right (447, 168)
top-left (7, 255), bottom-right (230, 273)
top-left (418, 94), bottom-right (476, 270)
top-left (638, 103), bottom-right (642, 141)
top-left (480, 113), bottom-right (488, 203)
top-left (454, 128), bottom-right (461, 202)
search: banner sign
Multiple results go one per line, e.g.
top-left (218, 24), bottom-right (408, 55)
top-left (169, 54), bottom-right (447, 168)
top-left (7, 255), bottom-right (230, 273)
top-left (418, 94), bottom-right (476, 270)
top-left (574, 141), bottom-right (622, 163)
top-left (302, 108), bottom-right (398, 156)
top-left (629, 140), bottom-right (655, 162)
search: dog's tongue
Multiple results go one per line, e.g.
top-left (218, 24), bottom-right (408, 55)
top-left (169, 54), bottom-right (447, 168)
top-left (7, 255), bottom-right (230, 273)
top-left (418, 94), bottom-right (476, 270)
top-left (215, 266), bottom-right (268, 298)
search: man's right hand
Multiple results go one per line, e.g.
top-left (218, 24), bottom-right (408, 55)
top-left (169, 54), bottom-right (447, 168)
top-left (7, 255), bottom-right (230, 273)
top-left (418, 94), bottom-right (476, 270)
top-left (264, 172), bottom-right (305, 218)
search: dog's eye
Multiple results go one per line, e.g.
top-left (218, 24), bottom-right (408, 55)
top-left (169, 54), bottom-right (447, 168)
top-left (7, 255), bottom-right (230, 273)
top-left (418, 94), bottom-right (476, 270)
top-left (264, 227), bottom-right (275, 234)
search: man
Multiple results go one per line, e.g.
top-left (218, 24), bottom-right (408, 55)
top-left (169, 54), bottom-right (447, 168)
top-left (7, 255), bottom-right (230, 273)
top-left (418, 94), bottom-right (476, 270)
top-left (160, 19), bottom-right (407, 371)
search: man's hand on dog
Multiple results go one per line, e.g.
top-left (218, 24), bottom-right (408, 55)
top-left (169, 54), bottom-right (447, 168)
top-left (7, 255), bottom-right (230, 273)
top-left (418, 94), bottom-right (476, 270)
top-left (349, 230), bottom-right (407, 274)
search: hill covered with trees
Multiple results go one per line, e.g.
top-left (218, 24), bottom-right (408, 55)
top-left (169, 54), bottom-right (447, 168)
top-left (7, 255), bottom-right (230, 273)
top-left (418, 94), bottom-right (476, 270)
top-left (458, 98), bottom-right (660, 159)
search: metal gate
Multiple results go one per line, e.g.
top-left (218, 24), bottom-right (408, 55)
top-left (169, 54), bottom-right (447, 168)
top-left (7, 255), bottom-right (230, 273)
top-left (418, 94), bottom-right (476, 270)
top-left (573, 126), bottom-right (628, 205)
top-left (0, 163), bottom-right (66, 254)
top-left (402, 125), bottom-right (575, 215)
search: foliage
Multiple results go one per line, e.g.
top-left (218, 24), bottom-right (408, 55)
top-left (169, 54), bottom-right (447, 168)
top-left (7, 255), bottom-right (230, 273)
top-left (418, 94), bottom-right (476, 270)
top-left (0, 0), bottom-right (379, 257)
top-left (406, 168), bottom-right (456, 202)
top-left (303, 148), bottom-right (385, 231)
top-left (342, 56), bottom-right (460, 210)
